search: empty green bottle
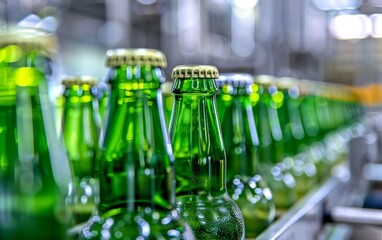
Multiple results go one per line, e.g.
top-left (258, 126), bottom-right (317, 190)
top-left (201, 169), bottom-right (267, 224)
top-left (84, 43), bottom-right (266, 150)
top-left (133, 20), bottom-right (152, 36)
top-left (169, 65), bottom-right (245, 240)
top-left (216, 73), bottom-right (275, 238)
top-left (62, 76), bottom-right (100, 225)
top-left (0, 28), bottom-right (72, 239)
top-left (251, 75), bottom-right (296, 212)
top-left (81, 49), bottom-right (194, 239)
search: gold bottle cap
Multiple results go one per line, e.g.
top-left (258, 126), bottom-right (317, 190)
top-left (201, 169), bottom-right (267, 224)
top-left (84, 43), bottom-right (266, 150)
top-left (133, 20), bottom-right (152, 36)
top-left (217, 73), bottom-right (253, 88)
top-left (297, 79), bottom-right (311, 95)
top-left (61, 75), bottom-right (97, 86)
top-left (0, 27), bottom-right (58, 56)
top-left (275, 77), bottom-right (297, 89)
top-left (105, 48), bottom-right (167, 68)
top-left (254, 75), bottom-right (275, 86)
top-left (172, 65), bottom-right (219, 79)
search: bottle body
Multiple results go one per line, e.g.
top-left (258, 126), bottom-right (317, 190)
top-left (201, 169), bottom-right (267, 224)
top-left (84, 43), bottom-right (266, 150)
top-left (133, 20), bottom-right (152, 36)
top-left (169, 75), bottom-right (245, 240)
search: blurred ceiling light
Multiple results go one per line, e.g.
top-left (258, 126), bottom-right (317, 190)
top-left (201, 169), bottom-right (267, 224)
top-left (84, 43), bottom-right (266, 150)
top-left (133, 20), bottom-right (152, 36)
top-left (370, 14), bottom-right (382, 38)
top-left (231, 1), bottom-right (255, 57)
top-left (313, 0), bottom-right (362, 11)
top-left (97, 21), bottom-right (124, 47)
top-left (233, 0), bottom-right (258, 9)
top-left (177, 0), bottom-right (201, 54)
top-left (35, 16), bottom-right (59, 33)
top-left (329, 14), bottom-right (371, 40)
top-left (136, 0), bottom-right (157, 5)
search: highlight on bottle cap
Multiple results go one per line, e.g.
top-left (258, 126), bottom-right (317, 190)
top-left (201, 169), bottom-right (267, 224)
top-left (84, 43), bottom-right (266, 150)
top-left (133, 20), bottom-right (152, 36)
top-left (172, 65), bottom-right (219, 79)
top-left (105, 48), bottom-right (167, 68)
top-left (274, 77), bottom-right (297, 90)
top-left (216, 73), bottom-right (254, 88)
top-left (0, 27), bottom-right (58, 56)
top-left (254, 75), bottom-right (275, 86)
top-left (61, 75), bottom-right (97, 86)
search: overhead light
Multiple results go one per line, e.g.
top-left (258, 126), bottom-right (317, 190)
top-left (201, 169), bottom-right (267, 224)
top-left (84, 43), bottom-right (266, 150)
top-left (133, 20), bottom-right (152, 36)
top-left (329, 14), bottom-right (371, 40)
top-left (136, 0), bottom-right (157, 5)
top-left (313, 0), bottom-right (362, 11)
top-left (370, 14), bottom-right (382, 38)
top-left (233, 0), bottom-right (258, 9)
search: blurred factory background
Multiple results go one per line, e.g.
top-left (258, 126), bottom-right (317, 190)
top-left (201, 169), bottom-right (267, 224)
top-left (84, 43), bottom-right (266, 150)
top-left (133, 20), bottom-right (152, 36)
top-left (2, 0), bottom-right (382, 106)
top-left (4, 1), bottom-right (382, 239)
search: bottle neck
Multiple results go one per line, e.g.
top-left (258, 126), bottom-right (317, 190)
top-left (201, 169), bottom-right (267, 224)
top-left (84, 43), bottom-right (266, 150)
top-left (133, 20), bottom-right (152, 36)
top-left (170, 78), bottom-right (227, 195)
top-left (98, 65), bottom-right (175, 214)
top-left (108, 65), bottom-right (164, 89)
top-left (63, 84), bottom-right (97, 109)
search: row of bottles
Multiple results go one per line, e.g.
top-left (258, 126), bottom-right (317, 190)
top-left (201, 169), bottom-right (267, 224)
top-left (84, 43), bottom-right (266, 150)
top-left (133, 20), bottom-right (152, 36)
top-left (0, 23), bottom-right (365, 239)
top-left (165, 73), bottom-right (363, 206)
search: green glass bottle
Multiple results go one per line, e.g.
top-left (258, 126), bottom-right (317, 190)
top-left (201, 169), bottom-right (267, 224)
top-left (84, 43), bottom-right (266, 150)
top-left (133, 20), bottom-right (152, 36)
top-left (297, 80), bottom-right (331, 182)
top-left (0, 28), bottom-right (72, 239)
top-left (315, 83), bottom-right (348, 168)
top-left (62, 76), bottom-right (100, 225)
top-left (252, 76), bottom-right (284, 165)
top-left (81, 49), bottom-right (194, 239)
top-left (329, 84), bottom-right (354, 145)
top-left (216, 73), bottom-right (275, 238)
top-left (274, 77), bottom-right (317, 198)
top-left (169, 65), bottom-right (245, 240)
top-left (298, 80), bottom-right (322, 143)
top-left (314, 82), bottom-right (332, 136)
top-left (251, 75), bottom-right (296, 212)
top-left (275, 77), bottom-right (305, 155)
